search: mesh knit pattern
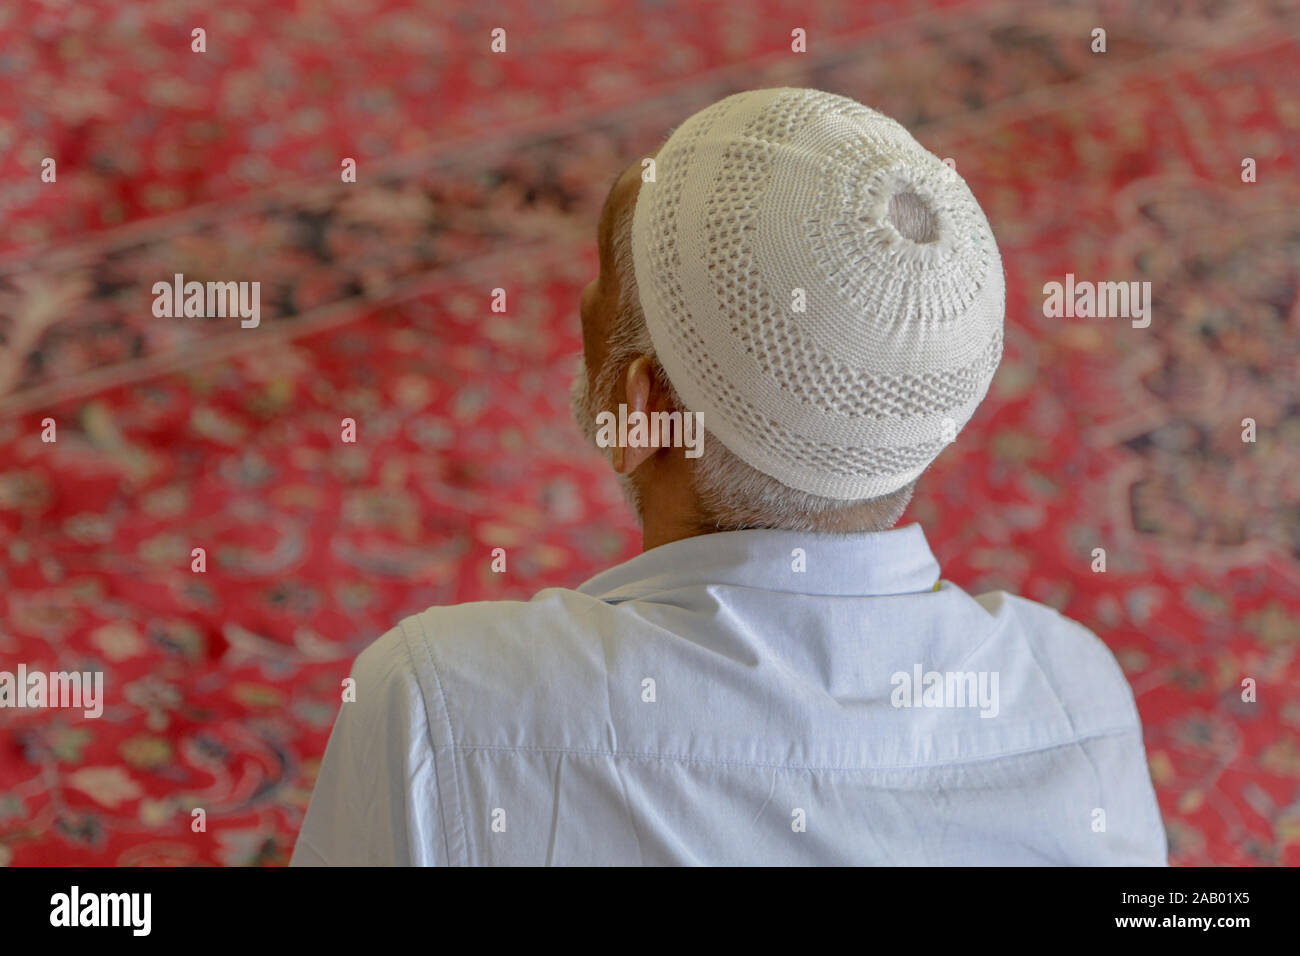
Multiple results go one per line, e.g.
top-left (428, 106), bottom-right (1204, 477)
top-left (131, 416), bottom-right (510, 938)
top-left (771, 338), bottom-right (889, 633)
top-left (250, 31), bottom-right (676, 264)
top-left (632, 88), bottom-right (1006, 500)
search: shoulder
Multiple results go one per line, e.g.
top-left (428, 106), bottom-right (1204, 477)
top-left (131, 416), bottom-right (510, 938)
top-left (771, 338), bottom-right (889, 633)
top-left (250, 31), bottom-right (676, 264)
top-left (378, 588), bottom-right (627, 750)
top-left (975, 590), bottom-right (1143, 733)
top-left (337, 620), bottom-right (429, 747)
top-left (399, 587), bottom-right (619, 677)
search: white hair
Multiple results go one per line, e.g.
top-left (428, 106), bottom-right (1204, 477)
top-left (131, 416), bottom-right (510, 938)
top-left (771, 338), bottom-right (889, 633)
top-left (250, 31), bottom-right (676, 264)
top-left (602, 203), bottom-right (917, 533)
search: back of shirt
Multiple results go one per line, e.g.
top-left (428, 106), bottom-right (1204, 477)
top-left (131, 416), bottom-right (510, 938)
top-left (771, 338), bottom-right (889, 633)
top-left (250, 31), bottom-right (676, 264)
top-left (291, 527), bottom-right (1168, 866)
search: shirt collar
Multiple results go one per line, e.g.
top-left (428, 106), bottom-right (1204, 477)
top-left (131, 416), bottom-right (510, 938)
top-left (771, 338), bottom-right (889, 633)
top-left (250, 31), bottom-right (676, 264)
top-left (577, 522), bottom-right (941, 603)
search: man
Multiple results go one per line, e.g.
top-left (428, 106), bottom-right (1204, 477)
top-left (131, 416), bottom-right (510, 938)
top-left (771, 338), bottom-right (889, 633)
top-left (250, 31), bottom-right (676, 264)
top-left (292, 88), bottom-right (1167, 866)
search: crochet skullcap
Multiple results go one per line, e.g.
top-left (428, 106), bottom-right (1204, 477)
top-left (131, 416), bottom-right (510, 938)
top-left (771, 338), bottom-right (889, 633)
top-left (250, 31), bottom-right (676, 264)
top-left (630, 88), bottom-right (1005, 500)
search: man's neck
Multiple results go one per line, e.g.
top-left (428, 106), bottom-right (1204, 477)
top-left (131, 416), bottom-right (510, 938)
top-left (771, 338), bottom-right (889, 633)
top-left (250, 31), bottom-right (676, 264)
top-left (640, 513), bottom-right (710, 553)
top-left (635, 472), bottom-right (714, 552)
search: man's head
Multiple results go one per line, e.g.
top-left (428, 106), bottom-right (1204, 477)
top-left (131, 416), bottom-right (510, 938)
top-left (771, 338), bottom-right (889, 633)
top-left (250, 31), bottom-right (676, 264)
top-left (572, 89), bottom-right (1004, 546)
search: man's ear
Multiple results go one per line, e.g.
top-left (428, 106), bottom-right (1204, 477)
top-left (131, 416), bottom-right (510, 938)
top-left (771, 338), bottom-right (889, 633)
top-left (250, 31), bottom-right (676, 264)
top-left (612, 355), bottom-right (660, 476)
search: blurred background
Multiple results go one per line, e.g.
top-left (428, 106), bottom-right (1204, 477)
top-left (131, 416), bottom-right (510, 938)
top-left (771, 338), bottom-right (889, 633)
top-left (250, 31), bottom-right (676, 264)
top-left (0, 0), bottom-right (1297, 866)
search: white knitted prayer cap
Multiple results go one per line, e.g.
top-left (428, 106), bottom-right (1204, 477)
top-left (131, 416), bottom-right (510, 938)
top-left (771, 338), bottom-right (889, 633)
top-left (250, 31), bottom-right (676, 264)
top-left (630, 88), bottom-right (1005, 500)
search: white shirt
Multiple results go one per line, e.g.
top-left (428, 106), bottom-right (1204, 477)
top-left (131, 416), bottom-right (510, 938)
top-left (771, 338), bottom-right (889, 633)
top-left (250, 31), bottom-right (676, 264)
top-left (291, 524), bottom-right (1167, 866)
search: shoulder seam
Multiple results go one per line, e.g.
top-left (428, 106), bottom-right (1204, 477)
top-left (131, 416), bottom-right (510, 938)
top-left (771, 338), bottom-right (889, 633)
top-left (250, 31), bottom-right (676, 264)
top-left (443, 724), bottom-right (1145, 774)
top-left (399, 614), bottom-right (470, 866)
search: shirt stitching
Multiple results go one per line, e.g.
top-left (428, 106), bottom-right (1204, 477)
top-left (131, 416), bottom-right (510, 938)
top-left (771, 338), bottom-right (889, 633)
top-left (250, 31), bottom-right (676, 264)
top-left (442, 726), bottom-right (1143, 774)
top-left (403, 616), bottom-right (469, 867)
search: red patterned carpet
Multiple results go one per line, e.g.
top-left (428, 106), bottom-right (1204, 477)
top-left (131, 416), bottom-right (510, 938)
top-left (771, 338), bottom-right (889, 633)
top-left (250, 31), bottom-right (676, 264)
top-left (1, 0), bottom-right (1297, 865)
